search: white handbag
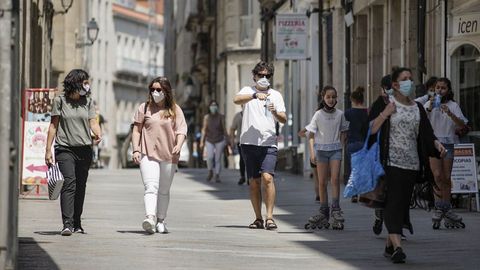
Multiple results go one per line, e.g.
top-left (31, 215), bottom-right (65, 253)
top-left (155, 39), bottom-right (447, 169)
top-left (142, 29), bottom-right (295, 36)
top-left (46, 163), bottom-right (64, 200)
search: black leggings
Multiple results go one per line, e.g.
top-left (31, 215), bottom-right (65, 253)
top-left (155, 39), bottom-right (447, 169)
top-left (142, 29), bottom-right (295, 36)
top-left (384, 166), bottom-right (417, 234)
top-left (55, 145), bottom-right (92, 228)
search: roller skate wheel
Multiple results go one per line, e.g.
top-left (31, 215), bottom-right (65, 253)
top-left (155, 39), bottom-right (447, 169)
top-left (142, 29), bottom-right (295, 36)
top-left (459, 222), bottom-right (466, 228)
top-left (324, 223), bottom-right (330, 229)
top-left (432, 222), bottom-right (440, 230)
top-left (304, 223), bottom-right (311, 230)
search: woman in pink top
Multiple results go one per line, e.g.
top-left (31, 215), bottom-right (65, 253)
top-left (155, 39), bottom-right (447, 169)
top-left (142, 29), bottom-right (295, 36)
top-left (131, 77), bottom-right (187, 234)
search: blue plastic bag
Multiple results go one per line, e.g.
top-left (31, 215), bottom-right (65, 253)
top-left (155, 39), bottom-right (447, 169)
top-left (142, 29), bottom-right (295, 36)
top-left (344, 127), bottom-right (385, 198)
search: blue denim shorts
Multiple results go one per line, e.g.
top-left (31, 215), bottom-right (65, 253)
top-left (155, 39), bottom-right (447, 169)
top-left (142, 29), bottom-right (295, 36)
top-left (316, 149), bottom-right (342, 163)
top-left (241, 144), bottom-right (277, 179)
top-left (443, 143), bottom-right (454, 160)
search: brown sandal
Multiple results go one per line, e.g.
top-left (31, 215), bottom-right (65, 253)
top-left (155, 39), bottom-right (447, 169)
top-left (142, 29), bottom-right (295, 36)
top-left (265, 218), bottom-right (278, 230)
top-left (249, 218), bottom-right (264, 229)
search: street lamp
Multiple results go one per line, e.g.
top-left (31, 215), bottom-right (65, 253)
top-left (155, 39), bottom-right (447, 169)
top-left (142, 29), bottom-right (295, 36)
top-left (76, 18), bottom-right (99, 47)
top-left (55, 0), bottom-right (74, 15)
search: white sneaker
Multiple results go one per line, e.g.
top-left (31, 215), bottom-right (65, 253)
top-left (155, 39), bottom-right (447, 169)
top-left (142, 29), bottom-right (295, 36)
top-left (142, 218), bottom-right (155, 234)
top-left (156, 221), bottom-right (168, 233)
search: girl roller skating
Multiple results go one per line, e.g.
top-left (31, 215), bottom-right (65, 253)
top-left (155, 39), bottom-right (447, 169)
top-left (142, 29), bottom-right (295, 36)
top-left (304, 86), bottom-right (348, 230)
top-left (424, 77), bottom-right (467, 230)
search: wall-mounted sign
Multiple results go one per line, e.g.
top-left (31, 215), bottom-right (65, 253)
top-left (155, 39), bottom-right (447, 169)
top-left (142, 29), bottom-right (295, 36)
top-left (275, 13), bottom-right (308, 60)
top-left (452, 13), bottom-right (480, 37)
top-left (21, 89), bottom-right (57, 199)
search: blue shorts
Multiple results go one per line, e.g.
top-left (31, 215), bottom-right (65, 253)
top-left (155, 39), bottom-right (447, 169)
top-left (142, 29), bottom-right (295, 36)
top-left (316, 149), bottom-right (342, 163)
top-left (241, 144), bottom-right (277, 179)
top-left (443, 143), bottom-right (454, 160)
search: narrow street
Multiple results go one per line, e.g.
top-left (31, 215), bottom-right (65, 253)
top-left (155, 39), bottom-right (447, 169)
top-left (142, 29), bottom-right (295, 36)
top-left (18, 168), bottom-right (480, 270)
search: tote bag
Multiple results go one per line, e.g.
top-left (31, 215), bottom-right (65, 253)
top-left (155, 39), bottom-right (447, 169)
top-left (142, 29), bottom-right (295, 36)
top-left (46, 163), bottom-right (64, 200)
top-left (344, 127), bottom-right (384, 198)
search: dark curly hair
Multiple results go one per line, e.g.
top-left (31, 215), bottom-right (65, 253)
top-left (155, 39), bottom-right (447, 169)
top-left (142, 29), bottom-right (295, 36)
top-left (62, 69), bottom-right (89, 96)
top-left (391, 67), bottom-right (412, 82)
top-left (252, 61), bottom-right (274, 76)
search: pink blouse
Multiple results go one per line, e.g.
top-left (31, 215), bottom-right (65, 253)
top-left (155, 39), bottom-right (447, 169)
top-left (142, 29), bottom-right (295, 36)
top-left (134, 103), bottom-right (188, 164)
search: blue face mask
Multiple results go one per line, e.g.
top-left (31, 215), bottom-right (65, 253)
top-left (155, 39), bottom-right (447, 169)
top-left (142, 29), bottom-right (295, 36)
top-left (398, 80), bottom-right (414, 97)
top-left (385, 89), bottom-right (394, 96)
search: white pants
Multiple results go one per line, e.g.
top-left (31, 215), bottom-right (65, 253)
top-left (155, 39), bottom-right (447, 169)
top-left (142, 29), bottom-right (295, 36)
top-left (140, 156), bottom-right (176, 220)
top-left (206, 140), bottom-right (225, 175)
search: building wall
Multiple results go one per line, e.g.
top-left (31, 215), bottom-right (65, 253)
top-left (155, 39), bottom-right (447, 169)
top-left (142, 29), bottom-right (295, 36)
top-left (51, 0), bottom-right (88, 87)
top-left (112, 0), bottom-right (164, 168)
top-left (88, 0), bottom-right (117, 168)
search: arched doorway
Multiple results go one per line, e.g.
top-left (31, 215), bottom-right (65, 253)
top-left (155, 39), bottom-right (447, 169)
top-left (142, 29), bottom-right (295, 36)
top-left (450, 44), bottom-right (480, 147)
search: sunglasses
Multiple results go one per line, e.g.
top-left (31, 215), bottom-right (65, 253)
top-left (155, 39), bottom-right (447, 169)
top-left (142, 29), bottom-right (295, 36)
top-left (256, 73), bottom-right (272, 79)
top-left (150, 87), bottom-right (163, 92)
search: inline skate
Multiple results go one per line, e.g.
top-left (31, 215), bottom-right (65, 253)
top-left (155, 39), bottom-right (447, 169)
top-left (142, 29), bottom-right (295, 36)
top-left (432, 208), bottom-right (443, 230)
top-left (443, 209), bottom-right (465, 229)
top-left (330, 208), bottom-right (345, 230)
top-left (373, 209), bottom-right (383, 235)
top-left (304, 207), bottom-right (330, 230)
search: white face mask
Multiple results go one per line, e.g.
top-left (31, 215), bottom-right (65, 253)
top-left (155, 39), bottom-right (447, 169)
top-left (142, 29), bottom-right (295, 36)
top-left (152, 90), bottom-right (165, 103)
top-left (79, 84), bottom-right (90, 96)
top-left (256, 77), bottom-right (270, 88)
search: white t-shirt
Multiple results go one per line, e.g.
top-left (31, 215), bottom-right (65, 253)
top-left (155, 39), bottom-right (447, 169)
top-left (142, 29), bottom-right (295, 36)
top-left (305, 109), bottom-right (349, 151)
top-left (424, 100), bottom-right (468, 144)
top-left (237, 86), bottom-right (286, 147)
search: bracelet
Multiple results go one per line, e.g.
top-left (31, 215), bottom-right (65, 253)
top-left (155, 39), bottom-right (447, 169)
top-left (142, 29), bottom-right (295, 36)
top-left (252, 92), bottom-right (257, 99)
top-left (379, 112), bottom-right (388, 120)
top-left (132, 150), bottom-right (140, 154)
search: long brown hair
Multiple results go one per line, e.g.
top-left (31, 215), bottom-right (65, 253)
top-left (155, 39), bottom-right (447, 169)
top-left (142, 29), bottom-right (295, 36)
top-left (147, 76), bottom-right (177, 119)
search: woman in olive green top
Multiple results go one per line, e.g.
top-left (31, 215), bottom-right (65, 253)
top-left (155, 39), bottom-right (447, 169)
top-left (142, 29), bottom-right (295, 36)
top-left (45, 69), bottom-right (102, 236)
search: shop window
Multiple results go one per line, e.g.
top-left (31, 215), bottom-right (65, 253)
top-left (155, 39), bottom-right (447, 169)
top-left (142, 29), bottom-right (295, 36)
top-left (451, 44), bottom-right (480, 151)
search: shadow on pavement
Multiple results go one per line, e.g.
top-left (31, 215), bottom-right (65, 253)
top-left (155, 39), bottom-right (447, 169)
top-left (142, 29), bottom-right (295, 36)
top-left (33, 231), bottom-right (60, 236)
top-left (117, 230), bottom-right (154, 235)
top-left (18, 237), bottom-right (60, 270)
top-left (178, 167), bottom-right (476, 269)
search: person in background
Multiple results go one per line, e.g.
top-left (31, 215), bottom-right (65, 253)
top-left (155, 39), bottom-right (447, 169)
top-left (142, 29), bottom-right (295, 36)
top-left (415, 76), bottom-right (438, 105)
top-left (424, 77), bottom-right (468, 229)
top-left (230, 106), bottom-right (247, 185)
top-left (45, 69), bottom-right (102, 236)
top-left (200, 100), bottom-right (228, 183)
top-left (92, 101), bottom-right (106, 168)
top-left (344, 87), bottom-right (369, 202)
top-left (304, 86), bottom-right (349, 230)
top-left (369, 67), bottom-right (445, 263)
top-left (131, 76), bottom-right (187, 234)
top-left (233, 61), bottom-right (287, 230)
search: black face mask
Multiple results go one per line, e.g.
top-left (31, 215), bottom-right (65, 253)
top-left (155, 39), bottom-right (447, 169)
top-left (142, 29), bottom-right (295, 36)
top-left (322, 101), bottom-right (337, 112)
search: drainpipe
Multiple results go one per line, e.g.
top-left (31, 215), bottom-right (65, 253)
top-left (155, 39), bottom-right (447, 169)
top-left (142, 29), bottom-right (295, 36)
top-left (417, 0), bottom-right (426, 84)
top-left (318, 0), bottom-right (323, 100)
top-left (443, 0), bottom-right (448, 77)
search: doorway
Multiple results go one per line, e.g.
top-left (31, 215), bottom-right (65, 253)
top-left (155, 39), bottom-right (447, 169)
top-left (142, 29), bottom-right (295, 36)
top-left (451, 44), bottom-right (480, 152)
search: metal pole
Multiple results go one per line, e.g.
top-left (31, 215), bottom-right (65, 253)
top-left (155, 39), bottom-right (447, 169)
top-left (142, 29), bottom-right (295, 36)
top-left (0, 0), bottom-right (15, 268)
top-left (417, 0), bottom-right (426, 84)
top-left (318, 0), bottom-right (323, 99)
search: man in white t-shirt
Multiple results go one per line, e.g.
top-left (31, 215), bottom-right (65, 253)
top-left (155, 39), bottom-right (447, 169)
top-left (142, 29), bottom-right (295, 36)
top-left (233, 61), bottom-right (287, 230)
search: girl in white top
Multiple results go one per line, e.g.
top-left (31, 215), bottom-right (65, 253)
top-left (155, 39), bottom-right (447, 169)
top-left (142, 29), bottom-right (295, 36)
top-left (306, 86), bottom-right (349, 229)
top-left (424, 77), bottom-right (468, 226)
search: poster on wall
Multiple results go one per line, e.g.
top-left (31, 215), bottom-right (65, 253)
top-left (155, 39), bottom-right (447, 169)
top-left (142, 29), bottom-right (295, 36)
top-left (275, 13), bottom-right (309, 60)
top-left (21, 89), bottom-right (57, 199)
top-left (451, 144), bottom-right (479, 193)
